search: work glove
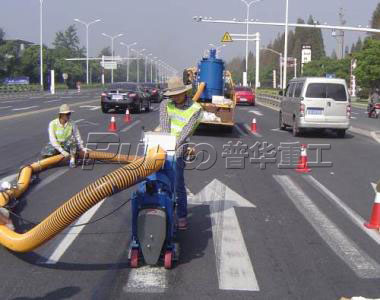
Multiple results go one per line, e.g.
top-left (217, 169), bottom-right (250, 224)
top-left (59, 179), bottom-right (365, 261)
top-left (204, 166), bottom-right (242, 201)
top-left (61, 151), bottom-right (70, 158)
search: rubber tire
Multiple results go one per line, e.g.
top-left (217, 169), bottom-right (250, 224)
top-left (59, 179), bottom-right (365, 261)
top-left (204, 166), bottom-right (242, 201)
top-left (145, 100), bottom-right (151, 112)
top-left (292, 119), bottom-right (300, 137)
top-left (279, 112), bottom-right (286, 130)
top-left (101, 104), bottom-right (108, 113)
top-left (136, 101), bottom-right (143, 114)
top-left (130, 249), bottom-right (139, 268)
top-left (337, 129), bottom-right (346, 138)
top-left (164, 250), bottom-right (173, 269)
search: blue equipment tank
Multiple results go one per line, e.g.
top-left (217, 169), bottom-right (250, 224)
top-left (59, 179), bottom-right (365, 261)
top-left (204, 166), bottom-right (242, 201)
top-left (198, 49), bottom-right (225, 101)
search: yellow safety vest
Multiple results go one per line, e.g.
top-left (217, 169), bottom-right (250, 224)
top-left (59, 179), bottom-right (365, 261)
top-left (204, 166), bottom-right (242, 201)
top-left (166, 101), bottom-right (202, 138)
top-left (51, 118), bottom-right (73, 143)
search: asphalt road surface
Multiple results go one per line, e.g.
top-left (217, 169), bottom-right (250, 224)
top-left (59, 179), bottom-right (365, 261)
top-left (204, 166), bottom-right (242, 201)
top-left (0, 92), bottom-right (379, 300)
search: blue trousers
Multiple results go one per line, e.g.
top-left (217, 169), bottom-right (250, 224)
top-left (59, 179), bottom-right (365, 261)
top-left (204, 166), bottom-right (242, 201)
top-left (175, 158), bottom-right (187, 219)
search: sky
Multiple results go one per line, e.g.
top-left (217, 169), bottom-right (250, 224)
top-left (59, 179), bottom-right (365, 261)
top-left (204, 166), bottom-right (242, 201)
top-left (0, 0), bottom-right (377, 72)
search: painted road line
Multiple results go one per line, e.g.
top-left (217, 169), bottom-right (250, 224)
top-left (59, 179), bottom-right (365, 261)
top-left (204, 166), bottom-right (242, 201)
top-left (32, 168), bottom-right (69, 193)
top-left (124, 266), bottom-right (168, 293)
top-left (45, 99), bottom-right (61, 103)
top-left (121, 120), bottom-right (142, 132)
top-left (2, 100), bottom-right (16, 104)
top-left (0, 99), bottom-right (98, 122)
top-left (90, 106), bottom-right (100, 111)
top-left (271, 128), bottom-right (287, 133)
top-left (304, 175), bottom-right (380, 245)
top-left (153, 107), bottom-right (159, 112)
top-left (351, 116), bottom-right (357, 120)
top-left (44, 199), bottom-right (106, 264)
top-left (61, 96), bottom-right (74, 99)
top-left (235, 124), bottom-right (247, 137)
top-left (73, 119), bottom-right (85, 124)
top-left (12, 106), bottom-right (39, 111)
top-left (0, 173), bottom-right (18, 184)
top-left (0, 106), bottom-right (12, 110)
top-left (190, 179), bottom-right (259, 291)
top-left (249, 110), bottom-right (263, 116)
top-left (274, 175), bottom-right (380, 279)
top-left (370, 131), bottom-right (380, 144)
top-left (244, 124), bottom-right (263, 138)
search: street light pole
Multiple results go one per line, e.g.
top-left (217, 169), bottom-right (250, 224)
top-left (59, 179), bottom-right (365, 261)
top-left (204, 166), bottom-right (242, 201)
top-left (240, 0), bottom-right (261, 86)
top-left (145, 53), bottom-right (152, 83)
top-left (75, 18), bottom-right (101, 85)
top-left (102, 33), bottom-right (123, 84)
top-left (151, 57), bottom-right (157, 83)
top-left (283, 0), bottom-right (289, 90)
top-left (132, 49), bottom-right (146, 83)
top-left (120, 42), bottom-right (137, 82)
top-left (261, 47), bottom-right (283, 88)
top-left (39, 0), bottom-right (44, 89)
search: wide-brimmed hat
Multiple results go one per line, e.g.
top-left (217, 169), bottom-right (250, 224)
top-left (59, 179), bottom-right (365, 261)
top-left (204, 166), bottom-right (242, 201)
top-left (59, 104), bottom-right (74, 114)
top-left (163, 77), bottom-right (192, 97)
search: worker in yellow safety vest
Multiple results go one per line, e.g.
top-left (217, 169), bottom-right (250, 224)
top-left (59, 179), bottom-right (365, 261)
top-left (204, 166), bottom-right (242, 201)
top-left (41, 104), bottom-right (89, 167)
top-left (160, 77), bottom-right (203, 230)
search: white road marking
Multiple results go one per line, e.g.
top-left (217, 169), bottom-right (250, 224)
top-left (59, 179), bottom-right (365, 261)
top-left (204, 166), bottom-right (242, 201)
top-left (304, 175), bottom-right (380, 245)
top-left (249, 110), bottom-right (263, 116)
top-left (12, 106), bottom-right (38, 111)
top-left (351, 116), bottom-right (357, 120)
top-left (32, 168), bottom-right (69, 193)
top-left (44, 199), bottom-right (105, 264)
top-left (0, 106), bottom-right (12, 110)
top-left (45, 99), bottom-right (61, 103)
top-left (153, 107), bottom-right (159, 112)
top-left (274, 175), bottom-right (380, 279)
top-left (80, 105), bottom-right (100, 111)
top-left (2, 100), bottom-right (15, 104)
top-left (271, 128), bottom-right (287, 133)
top-left (61, 96), bottom-right (74, 99)
top-left (190, 179), bottom-right (259, 291)
top-left (0, 174), bottom-right (18, 184)
top-left (235, 124), bottom-right (247, 136)
top-left (73, 119), bottom-right (85, 124)
top-left (370, 131), bottom-right (380, 144)
top-left (352, 112), bottom-right (359, 115)
top-left (244, 124), bottom-right (263, 138)
top-left (125, 266), bottom-right (168, 293)
top-left (121, 120), bottom-right (142, 132)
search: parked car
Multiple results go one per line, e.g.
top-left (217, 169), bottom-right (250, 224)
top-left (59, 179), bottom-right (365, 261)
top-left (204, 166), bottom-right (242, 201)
top-left (234, 86), bottom-right (255, 106)
top-left (279, 77), bottom-right (351, 138)
top-left (142, 83), bottom-right (163, 103)
top-left (101, 83), bottom-right (151, 113)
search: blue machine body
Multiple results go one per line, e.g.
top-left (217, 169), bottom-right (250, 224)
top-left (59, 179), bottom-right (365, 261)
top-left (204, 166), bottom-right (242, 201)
top-left (198, 49), bottom-right (225, 101)
top-left (131, 156), bottom-right (177, 257)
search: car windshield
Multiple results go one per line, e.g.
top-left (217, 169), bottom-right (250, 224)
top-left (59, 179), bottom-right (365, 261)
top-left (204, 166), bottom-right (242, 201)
top-left (306, 83), bottom-right (347, 101)
top-left (108, 83), bottom-right (137, 93)
top-left (235, 87), bottom-right (252, 92)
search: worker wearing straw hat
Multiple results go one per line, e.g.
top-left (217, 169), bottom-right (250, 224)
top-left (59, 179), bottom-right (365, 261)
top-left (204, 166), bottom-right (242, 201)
top-left (160, 77), bottom-right (203, 230)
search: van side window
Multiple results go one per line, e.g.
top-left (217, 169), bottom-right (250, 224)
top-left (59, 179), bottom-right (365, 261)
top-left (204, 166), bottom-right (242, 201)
top-left (294, 82), bottom-right (304, 97)
top-left (286, 83), bottom-right (295, 97)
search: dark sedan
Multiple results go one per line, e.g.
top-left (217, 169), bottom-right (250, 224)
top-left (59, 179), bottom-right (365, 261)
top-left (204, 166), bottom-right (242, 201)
top-left (101, 83), bottom-right (151, 113)
top-left (142, 83), bottom-right (163, 103)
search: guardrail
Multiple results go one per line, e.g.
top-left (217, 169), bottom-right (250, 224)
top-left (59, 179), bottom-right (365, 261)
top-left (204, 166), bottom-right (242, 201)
top-left (256, 93), bottom-right (283, 109)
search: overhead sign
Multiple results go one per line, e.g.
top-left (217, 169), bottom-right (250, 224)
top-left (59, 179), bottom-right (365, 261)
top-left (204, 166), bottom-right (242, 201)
top-left (221, 32), bottom-right (233, 43)
top-left (101, 61), bottom-right (117, 70)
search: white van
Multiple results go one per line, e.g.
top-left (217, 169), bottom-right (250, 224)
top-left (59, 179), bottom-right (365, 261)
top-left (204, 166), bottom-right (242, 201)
top-left (279, 77), bottom-right (351, 138)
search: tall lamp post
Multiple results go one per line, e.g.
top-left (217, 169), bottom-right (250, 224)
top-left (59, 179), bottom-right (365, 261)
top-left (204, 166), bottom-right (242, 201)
top-left (261, 48), bottom-right (283, 88)
top-left (39, 0), bottom-right (45, 89)
top-left (240, 0), bottom-right (261, 86)
top-left (132, 48), bottom-right (146, 83)
top-left (74, 18), bottom-right (101, 85)
top-left (102, 33), bottom-right (123, 84)
top-left (120, 41), bottom-right (137, 82)
top-left (151, 57), bottom-right (157, 83)
top-left (283, 0), bottom-right (289, 90)
top-left (145, 53), bottom-right (152, 83)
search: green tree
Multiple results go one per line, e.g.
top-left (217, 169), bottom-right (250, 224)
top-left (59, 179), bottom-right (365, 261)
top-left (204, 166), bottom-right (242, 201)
top-left (371, 3), bottom-right (380, 39)
top-left (17, 45), bottom-right (49, 83)
top-left (303, 57), bottom-right (350, 82)
top-left (354, 39), bottom-right (380, 89)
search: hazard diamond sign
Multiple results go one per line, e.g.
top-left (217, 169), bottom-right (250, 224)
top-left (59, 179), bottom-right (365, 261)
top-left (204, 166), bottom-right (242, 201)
top-left (221, 32), bottom-right (233, 43)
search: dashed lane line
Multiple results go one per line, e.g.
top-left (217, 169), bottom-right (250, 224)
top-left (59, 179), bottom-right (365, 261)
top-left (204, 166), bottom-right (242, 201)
top-left (274, 175), bottom-right (380, 279)
top-left (45, 99), bottom-right (61, 103)
top-left (0, 106), bottom-right (12, 110)
top-left (0, 99), bottom-right (98, 122)
top-left (121, 120), bottom-right (142, 132)
top-left (304, 175), bottom-right (380, 246)
top-left (12, 106), bottom-right (39, 111)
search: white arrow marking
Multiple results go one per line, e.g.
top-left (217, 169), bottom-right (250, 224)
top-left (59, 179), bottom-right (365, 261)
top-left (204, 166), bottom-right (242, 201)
top-left (249, 110), bottom-right (263, 116)
top-left (190, 179), bottom-right (259, 291)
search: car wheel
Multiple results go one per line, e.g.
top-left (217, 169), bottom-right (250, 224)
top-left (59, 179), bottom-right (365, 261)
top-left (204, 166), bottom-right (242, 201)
top-left (292, 119), bottom-right (300, 137)
top-left (136, 101), bottom-right (143, 114)
top-left (145, 101), bottom-right (151, 112)
top-left (337, 129), bottom-right (346, 138)
top-left (101, 104), bottom-right (108, 113)
top-left (279, 112), bottom-right (286, 130)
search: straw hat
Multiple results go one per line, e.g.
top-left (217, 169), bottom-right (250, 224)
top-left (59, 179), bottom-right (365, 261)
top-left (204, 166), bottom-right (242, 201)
top-left (163, 77), bottom-right (192, 97)
top-left (59, 104), bottom-right (74, 114)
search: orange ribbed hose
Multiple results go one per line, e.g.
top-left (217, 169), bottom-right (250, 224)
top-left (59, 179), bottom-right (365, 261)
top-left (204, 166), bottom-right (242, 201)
top-left (0, 147), bottom-right (166, 252)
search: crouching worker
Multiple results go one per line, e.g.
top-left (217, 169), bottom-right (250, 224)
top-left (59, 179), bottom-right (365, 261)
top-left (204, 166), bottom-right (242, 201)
top-left (160, 77), bottom-right (203, 230)
top-left (41, 104), bottom-right (89, 167)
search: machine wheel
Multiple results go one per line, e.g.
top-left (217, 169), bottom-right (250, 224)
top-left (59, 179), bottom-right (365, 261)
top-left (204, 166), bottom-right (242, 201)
top-left (164, 250), bottom-right (173, 269)
top-left (130, 249), bottom-right (139, 268)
